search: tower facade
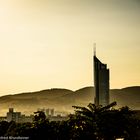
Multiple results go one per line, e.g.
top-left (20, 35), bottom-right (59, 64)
top-left (94, 55), bottom-right (109, 106)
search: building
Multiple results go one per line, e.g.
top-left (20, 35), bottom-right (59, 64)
top-left (38, 108), bottom-right (55, 116)
top-left (6, 108), bottom-right (33, 123)
top-left (94, 53), bottom-right (110, 106)
top-left (7, 108), bottom-right (21, 122)
top-left (37, 108), bottom-right (68, 121)
top-left (50, 109), bottom-right (55, 116)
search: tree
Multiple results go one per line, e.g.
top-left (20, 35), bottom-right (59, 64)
top-left (72, 102), bottom-right (139, 140)
top-left (33, 111), bottom-right (47, 123)
top-left (5, 121), bottom-right (17, 136)
top-left (0, 121), bottom-right (9, 136)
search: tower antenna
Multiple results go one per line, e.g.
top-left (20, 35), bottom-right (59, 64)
top-left (93, 43), bottom-right (96, 56)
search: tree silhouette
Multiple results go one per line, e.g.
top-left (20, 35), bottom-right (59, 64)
top-left (72, 102), bottom-right (139, 140)
top-left (0, 103), bottom-right (139, 140)
top-left (0, 121), bottom-right (9, 136)
top-left (71, 102), bottom-right (117, 139)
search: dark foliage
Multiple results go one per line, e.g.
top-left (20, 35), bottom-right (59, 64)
top-left (0, 102), bottom-right (139, 140)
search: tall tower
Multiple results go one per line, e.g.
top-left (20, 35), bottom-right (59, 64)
top-left (94, 53), bottom-right (110, 106)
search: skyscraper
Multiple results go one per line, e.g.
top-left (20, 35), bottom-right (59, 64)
top-left (94, 54), bottom-right (110, 106)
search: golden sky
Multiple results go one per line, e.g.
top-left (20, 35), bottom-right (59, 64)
top-left (0, 0), bottom-right (140, 96)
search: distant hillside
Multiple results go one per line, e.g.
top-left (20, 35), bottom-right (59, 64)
top-left (0, 86), bottom-right (140, 115)
top-left (110, 86), bottom-right (140, 109)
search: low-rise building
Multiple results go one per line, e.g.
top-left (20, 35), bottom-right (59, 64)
top-left (6, 108), bottom-right (33, 123)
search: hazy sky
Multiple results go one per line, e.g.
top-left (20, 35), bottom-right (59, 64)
top-left (0, 0), bottom-right (140, 96)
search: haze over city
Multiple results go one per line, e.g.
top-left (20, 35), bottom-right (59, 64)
top-left (0, 0), bottom-right (140, 96)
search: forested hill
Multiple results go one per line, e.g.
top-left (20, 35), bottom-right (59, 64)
top-left (0, 86), bottom-right (139, 115)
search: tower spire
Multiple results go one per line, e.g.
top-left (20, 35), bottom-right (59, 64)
top-left (93, 43), bottom-right (96, 56)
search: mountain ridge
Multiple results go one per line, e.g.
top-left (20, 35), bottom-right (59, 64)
top-left (0, 86), bottom-right (139, 115)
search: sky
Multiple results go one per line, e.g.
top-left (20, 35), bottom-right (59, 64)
top-left (0, 0), bottom-right (140, 96)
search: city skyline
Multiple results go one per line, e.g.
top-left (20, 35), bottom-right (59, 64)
top-left (0, 0), bottom-right (140, 96)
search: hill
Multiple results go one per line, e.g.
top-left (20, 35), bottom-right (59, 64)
top-left (0, 86), bottom-right (139, 115)
top-left (110, 86), bottom-right (140, 109)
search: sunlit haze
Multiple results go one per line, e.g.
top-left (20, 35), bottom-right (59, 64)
top-left (0, 0), bottom-right (140, 96)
